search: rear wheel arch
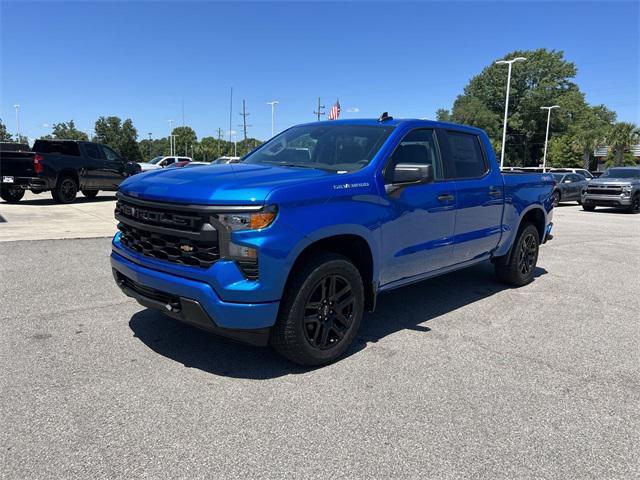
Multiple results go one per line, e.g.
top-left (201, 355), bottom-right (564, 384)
top-left (495, 207), bottom-right (545, 266)
top-left (285, 234), bottom-right (376, 312)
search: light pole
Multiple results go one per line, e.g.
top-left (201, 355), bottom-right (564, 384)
top-left (148, 132), bottom-right (152, 159)
top-left (540, 105), bottom-right (560, 172)
top-left (167, 120), bottom-right (175, 155)
top-left (495, 57), bottom-right (526, 169)
top-left (13, 104), bottom-right (20, 141)
top-left (266, 101), bottom-right (279, 137)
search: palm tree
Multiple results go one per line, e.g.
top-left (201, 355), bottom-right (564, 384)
top-left (570, 106), bottom-right (615, 170)
top-left (607, 122), bottom-right (640, 166)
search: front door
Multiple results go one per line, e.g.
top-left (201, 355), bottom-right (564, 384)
top-left (99, 145), bottom-right (125, 189)
top-left (81, 142), bottom-right (104, 189)
top-left (440, 129), bottom-right (504, 264)
top-left (379, 128), bottom-right (457, 286)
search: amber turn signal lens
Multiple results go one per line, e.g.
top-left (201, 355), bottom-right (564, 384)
top-left (250, 212), bottom-right (276, 230)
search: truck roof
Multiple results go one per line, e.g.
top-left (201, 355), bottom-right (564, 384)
top-left (295, 117), bottom-right (486, 135)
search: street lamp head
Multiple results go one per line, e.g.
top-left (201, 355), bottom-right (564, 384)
top-left (496, 57), bottom-right (527, 65)
top-left (541, 105), bottom-right (561, 110)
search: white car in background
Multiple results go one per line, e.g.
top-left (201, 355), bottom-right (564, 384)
top-left (139, 156), bottom-right (192, 171)
top-left (212, 156), bottom-right (241, 164)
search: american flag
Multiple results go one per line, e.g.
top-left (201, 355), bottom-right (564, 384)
top-left (328, 99), bottom-right (341, 120)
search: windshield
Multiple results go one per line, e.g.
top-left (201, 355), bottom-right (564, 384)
top-left (243, 124), bottom-right (395, 172)
top-left (602, 168), bottom-right (640, 179)
top-left (148, 156), bottom-right (164, 164)
top-left (551, 173), bottom-right (565, 181)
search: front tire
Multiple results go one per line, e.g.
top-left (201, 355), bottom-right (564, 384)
top-left (52, 176), bottom-right (78, 204)
top-left (495, 223), bottom-right (540, 287)
top-left (628, 195), bottom-right (640, 214)
top-left (270, 253), bottom-right (365, 366)
top-left (0, 187), bottom-right (25, 203)
top-left (552, 191), bottom-right (560, 207)
top-left (82, 190), bottom-right (99, 198)
top-left (582, 204), bottom-right (596, 211)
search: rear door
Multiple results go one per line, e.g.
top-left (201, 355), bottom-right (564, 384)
top-left (99, 145), bottom-right (125, 188)
top-left (81, 143), bottom-right (104, 189)
top-left (441, 129), bottom-right (504, 265)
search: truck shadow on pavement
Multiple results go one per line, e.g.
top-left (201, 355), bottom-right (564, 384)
top-left (128, 262), bottom-right (547, 380)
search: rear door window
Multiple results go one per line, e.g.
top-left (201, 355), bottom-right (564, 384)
top-left (443, 131), bottom-right (487, 179)
top-left (84, 143), bottom-right (102, 159)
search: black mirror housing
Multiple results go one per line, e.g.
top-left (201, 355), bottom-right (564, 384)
top-left (392, 163), bottom-right (434, 185)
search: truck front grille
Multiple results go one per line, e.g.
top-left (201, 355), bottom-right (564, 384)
top-left (586, 185), bottom-right (622, 196)
top-left (115, 194), bottom-right (220, 269)
top-left (118, 223), bottom-right (220, 268)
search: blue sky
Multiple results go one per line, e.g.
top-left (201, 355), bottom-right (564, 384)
top-left (1, 1), bottom-right (638, 142)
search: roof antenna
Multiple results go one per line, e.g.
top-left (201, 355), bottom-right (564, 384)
top-left (378, 112), bottom-right (392, 122)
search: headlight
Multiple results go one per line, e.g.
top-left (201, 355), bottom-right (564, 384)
top-left (217, 206), bottom-right (277, 232)
top-left (622, 186), bottom-right (632, 196)
top-left (216, 206), bottom-right (277, 262)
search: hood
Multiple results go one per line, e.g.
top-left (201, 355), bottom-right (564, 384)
top-left (589, 177), bottom-right (636, 186)
top-left (119, 162), bottom-right (329, 205)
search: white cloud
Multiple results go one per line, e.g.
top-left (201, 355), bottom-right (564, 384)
top-left (346, 107), bottom-right (360, 113)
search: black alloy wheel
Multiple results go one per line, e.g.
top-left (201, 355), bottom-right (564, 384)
top-left (517, 232), bottom-right (538, 276)
top-left (630, 195), bottom-right (640, 214)
top-left (303, 274), bottom-right (355, 350)
top-left (53, 177), bottom-right (78, 203)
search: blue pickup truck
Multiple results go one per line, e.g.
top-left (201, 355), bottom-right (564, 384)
top-left (111, 117), bottom-right (554, 365)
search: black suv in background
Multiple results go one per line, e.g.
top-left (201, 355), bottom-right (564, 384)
top-left (0, 140), bottom-right (141, 203)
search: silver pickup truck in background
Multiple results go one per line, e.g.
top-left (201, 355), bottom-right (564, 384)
top-left (582, 166), bottom-right (640, 213)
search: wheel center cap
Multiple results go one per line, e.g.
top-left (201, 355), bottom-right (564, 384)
top-left (322, 305), bottom-right (330, 317)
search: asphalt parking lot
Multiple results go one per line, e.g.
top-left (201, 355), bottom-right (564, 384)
top-left (1, 201), bottom-right (638, 479)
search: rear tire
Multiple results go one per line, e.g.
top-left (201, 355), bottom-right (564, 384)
top-left (0, 187), bottom-right (25, 203)
top-left (495, 223), bottom-right (540, 287)
top-left (52, 176), bottom-right (78, 204)
top-left (82, 190), bottom-right (99, 198)
top-left (582, 204), bottom-right (596, 211)
top-left (270, 253), bottom-right (365, 366)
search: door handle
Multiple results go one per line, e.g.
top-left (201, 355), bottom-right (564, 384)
top-left (489, 187), bottom-right (502, 198)
top-left (437, 194), bottom-right (455, 202)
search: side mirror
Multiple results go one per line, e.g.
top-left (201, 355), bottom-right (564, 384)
top-left (392, 163), bottom-right (434, 185)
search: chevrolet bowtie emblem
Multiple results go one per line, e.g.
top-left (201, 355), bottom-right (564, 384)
top-left (180, 244), bottom-right (194, 253)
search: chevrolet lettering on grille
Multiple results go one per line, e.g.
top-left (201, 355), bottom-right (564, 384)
top-left (118, 203), bottom-right (199, 229)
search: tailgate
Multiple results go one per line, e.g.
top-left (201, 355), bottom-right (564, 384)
top-left (0, 151), bottom-right (36, 177)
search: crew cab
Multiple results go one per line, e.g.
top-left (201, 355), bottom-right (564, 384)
top-left (0, 139), bottom-right (141, 203)
top-left (582, 166), bottom-right (640, 213)
top-left (111, 117), bottom-right (555, 365)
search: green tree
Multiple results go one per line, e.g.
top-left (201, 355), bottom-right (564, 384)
top-left (547, 135), bottom-right (580, 168)
top-left (171, 126), bottom-right (197, 157)
top-left (606, 122), bottom-right (639, 167)
top-left (50, 120), bottom-right (88, 141)
top-left (569, 105), bottom-right (616, 170)
top-left (138, 137), bottom-right (170, 161)
top-left (0, 119), bottom-right (12, 141)
top-left (435, 108), bottom-right (451, 122)
top-left (94, 116), bottom-right (142, 161)
top-left (437, 49), bottom-right (592, 166)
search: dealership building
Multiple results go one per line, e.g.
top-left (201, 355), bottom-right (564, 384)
top-left (594, 144), bottom-right (640, 170)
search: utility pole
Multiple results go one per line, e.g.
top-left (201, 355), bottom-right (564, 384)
top-left (313, 97), bottom-right (325, 121)
top-left (540, 105), bottom-right (560, 172)
top-left (239, 99), bottom-right (251, 153)
top-left (216, 127), bottom-right (224, 158)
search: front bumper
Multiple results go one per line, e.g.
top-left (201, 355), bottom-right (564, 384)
top-left (111, 251), bottom-right (279, 345)
top-left (582, 194), bottom-right (632, 207)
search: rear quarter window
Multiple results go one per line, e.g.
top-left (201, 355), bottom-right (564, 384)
top-left (33, 141), bottom-right (80, 156)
